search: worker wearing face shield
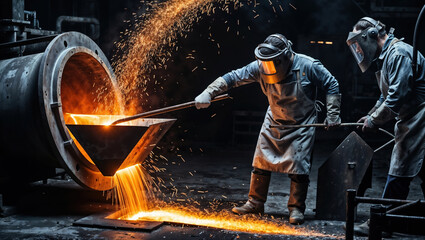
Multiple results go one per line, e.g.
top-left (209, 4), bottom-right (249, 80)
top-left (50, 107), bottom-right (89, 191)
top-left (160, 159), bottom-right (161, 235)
top-left (194, 34), bottom-right (341, 225)
top-left (347, 17), bottom-right (425, 236)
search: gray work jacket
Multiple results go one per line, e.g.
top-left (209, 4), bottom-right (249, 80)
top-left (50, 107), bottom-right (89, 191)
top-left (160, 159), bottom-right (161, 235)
top-left (373, 36), bottom-right (425, 177)
top-left (222, 53), bottom-right (339, 174)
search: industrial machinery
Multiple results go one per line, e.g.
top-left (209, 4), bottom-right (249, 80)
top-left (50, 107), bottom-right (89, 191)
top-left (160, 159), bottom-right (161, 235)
top-left (0, 30), bottom-right (178, 191)
top-left (0, 1), bottom-right (176, 191)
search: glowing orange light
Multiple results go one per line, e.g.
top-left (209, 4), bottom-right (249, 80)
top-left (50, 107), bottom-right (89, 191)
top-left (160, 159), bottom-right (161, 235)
top-left (111, 165), bottom-right (337, 238)
top-left (261, 60), bottom-right (277, 74)
top-left (325, 41), bottom-right (333, 45)
top-left (66, 113), bottom-right (113, 125)
top-left (317, 41), bottom-right (324, 44)
top-left (124, 207), bottom-right (332, 237)
top-left (100, 0), bottom-right (341, 237)
top-left (113, 164), bottom-right (156, 218)
top-left (64, 114), bottom-right (134, 166)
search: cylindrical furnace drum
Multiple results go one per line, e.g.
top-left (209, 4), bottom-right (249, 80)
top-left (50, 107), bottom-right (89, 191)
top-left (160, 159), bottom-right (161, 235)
top-left (0, 32), bottom-right (123, 191)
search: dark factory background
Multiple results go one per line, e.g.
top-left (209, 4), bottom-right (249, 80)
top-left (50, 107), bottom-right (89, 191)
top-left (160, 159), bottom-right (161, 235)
top-left (12, 0), bottom-right (425, 148)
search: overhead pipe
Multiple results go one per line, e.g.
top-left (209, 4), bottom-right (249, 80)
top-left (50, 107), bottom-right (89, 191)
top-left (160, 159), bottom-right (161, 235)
top-left (56, 16), bottom-right (100, 40)
top-left (412, 5), bottom-right (425, 78)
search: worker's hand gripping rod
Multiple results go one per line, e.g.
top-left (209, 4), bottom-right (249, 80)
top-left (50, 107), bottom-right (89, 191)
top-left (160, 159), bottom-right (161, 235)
top-left (269, 123), bottom-right (395, 153)
top-left (111, 94), bottom-right (231, 125)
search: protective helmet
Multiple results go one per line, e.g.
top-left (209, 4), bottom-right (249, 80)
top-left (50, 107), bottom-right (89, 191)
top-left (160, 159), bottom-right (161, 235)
top-left (254, 34), bottom-right (293, 84)
top-left (346, 17), bottom-right (384, 72)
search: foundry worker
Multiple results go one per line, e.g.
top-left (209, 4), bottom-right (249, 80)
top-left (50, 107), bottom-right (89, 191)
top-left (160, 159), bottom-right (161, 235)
top-left (194, 33), bottom-right (341, 224)
top-left (347, 17), bottom-right (425, 235)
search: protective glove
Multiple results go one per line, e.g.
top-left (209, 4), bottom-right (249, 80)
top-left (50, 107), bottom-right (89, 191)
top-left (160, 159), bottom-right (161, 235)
top-left (363, 116), bottom-right (378, 132)
top-left (357, 116), bottom-right (377, 132)
top-left (370, 102), bottom-right (397, 125)
top-left (357, 116), bottom-right (368, 125)
top-left (194, 77), bottom-right (228, 109)
top-left (195, 92), bottom-right (212, 109)
top-left (358, 102), bottom-right (397, 132)
top-left (324, 94), bottom-right (341, 130)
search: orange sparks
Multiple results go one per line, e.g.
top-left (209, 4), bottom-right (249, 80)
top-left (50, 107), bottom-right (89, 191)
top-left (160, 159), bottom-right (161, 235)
top-left (102, 0), bottom-right (340, 238)
top-left (123, 205), bottom-right (334, 237)
top-left (113, 0), bottom-right (217, 114)
top-left (110, 163), bottom-right (338, 238)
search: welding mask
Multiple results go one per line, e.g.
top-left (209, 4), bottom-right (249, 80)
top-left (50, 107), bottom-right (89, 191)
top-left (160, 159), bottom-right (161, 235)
top-left (346, 17), bottom-right (382, 73)
top-left (254, 34), bottom-right (293, 84)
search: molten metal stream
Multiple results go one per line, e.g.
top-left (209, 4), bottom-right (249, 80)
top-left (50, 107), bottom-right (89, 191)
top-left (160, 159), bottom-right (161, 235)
top-left (113, 165), bottom-right (156, 218)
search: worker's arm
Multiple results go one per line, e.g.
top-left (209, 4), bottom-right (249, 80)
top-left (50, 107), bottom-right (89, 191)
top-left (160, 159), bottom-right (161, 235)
top-left (370, 54), bottom-right (412, 125)
top-left (368, 94), bottom-right (385, 116)
top-left (310, 60), bottom-right (341, 128)
top-left (221, 61), bottom-right (260, 88)
top-left (195, 61), bottom-right (260, 109)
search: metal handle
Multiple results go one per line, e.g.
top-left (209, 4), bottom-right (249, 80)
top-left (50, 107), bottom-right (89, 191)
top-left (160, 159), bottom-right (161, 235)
top-left (269, 122), bottom-right (395, 153)
top-left (269, 123), bottom-right (394, 137)
top-left (270, 123), bottom-right (362, 128)
top-left (111, 94), bottom-right (231, 125)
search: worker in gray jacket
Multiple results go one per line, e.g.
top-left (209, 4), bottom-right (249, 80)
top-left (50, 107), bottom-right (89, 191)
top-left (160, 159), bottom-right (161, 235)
top-left (194, 33), bottom-right (341, 224)
top-left (347, 17), bottom-right (425, 235)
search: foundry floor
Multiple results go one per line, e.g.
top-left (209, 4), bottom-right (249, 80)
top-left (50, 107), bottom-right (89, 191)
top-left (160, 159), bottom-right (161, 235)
top-left (0, 130), bottom-right (424, 239)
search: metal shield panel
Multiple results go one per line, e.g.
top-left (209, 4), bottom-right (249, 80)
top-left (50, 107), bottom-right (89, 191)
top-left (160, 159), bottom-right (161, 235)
top-left (316, 131), bottom-right (374, 220)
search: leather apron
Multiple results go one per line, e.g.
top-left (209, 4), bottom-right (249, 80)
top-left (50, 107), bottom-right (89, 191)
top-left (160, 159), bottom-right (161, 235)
top-left (253, 71), bottom-right (317, 174)
top-left (376, 38), bottom-right (425, 177)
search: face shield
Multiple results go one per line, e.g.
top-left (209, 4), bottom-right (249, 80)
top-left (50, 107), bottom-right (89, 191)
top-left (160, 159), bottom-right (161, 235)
top-left (346, 29), bottom-right (379, 73)
top-left (258, 60), bottom-right (277, 74)
top-left (254, 43), bottom-right (292, 84)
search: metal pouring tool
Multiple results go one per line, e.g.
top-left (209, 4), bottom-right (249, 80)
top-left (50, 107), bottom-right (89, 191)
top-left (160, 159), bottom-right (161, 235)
top-left (111, 94), bottom-right (232, 125)
top-left (269, 122), bottom-right (394, 153)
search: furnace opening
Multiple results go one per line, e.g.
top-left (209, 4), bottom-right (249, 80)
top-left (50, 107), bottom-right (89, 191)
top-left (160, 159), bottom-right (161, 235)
top-left (61, 51), bottom-right (121, 117)
top-left (60, 51), bottom-right (123, 169)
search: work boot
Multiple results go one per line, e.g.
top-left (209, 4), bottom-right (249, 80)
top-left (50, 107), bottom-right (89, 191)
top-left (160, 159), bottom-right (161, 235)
top-left (287, 175), bottom-right (309, 224)
top-left (232, 199), bottom-right (264, 215)
top-left (353, 219), bottom-right (392, 237)
top-left (353, 219), bottom-right (369, 236)
top-left (289, 208), bottom-right (304, 224)
top-left (232, 172), bottom-right (270, 215)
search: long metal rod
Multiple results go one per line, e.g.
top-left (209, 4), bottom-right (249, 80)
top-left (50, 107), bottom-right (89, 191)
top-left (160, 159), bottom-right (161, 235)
top-left (270, 123), bottom-right (361, 128)
top-left (356, 196), bottom-right (425, 205)
top-left (269, 122), bottom-right (394, 152)
top-left (269, 123), bottom-right (394, 138)
top-left (387, 200), bottom-right (421, 214)
top-left (0, 35), bottom-right (58, 49)
top-left (111, 94), bottom-right (231, 125)
top-left (386, 214), bottom-right (425, 221)
top-left (373, 139), bottom-right (395, 153)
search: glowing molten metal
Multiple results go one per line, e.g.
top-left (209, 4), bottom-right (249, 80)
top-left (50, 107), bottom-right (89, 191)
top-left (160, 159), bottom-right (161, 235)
top-left (111, 165), bottom-right (334, 238)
